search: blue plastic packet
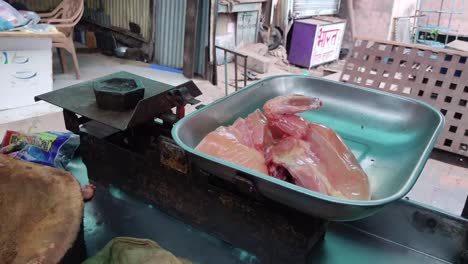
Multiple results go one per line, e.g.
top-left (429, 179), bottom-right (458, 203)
top-left (1, 130), bottom-right (80, 169)
top-left (0, 17), bottom-right (13, 31)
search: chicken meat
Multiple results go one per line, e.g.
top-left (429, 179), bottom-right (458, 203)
top-left (195, 95), bottom-right (370, 200)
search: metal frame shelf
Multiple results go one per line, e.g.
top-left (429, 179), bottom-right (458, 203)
top-left (413, 0), bottom-right (463, 47)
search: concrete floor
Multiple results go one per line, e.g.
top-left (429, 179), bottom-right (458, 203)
top-left (214, 56), bottom-right (344, 91)
top-left (1, 51), bottom-right (467, 217)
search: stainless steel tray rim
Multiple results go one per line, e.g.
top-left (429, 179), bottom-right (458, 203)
top-left (172, 75), bottom-right (445, 208)
top-left (174, 137), bottom-right (422, 207)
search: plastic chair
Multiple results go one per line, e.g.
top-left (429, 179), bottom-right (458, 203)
top-left (39, 0), bottom-right (84, 79)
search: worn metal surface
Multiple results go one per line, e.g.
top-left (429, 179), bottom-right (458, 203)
top-left (79, 133), bottom-right (326, 264)
top-left (82, 186), bottom-right (257, 264)
top-left (173, 75), bottom-right (444, 221)
top-left (154, 0), bottom-right (187, 69)
top-left (34, 72), bottom-right (201, 130)
top-left (84, 0), bottom-right (152, 41)
top-left (311, 200), bottom-right (466, 264)
top-left (159, 136), bottom-right (189, 174)
top-left (66, 159), bottom-right (257, 264)
top-left (348, 200), bottom-right (468, 263)
top-left (293, 0), bottom-right (341, 18)
top-left (66, 157), bottom-right (468, 264)
top-left (341, 38), bottom-right (468, 157)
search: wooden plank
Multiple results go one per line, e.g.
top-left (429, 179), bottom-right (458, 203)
top-left (230, 2), bottom-right (262, 13)
top-left (183, 0), bottom-right (200, 78)
top-left (218, 1), bottom-right (265, 13)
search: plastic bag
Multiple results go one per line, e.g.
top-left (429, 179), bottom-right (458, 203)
top-left (0, 16), bottom-right (12, 31)
top-left (14, 23), bottom-right (58, 33)
top-left (0, 0), bottom-right (25, 27)
top-left (1, 130), bottom-right (80, 170)
top-left (19, 10), bottom-right (40, 25)
top-left (8, 10), bottom-right (49, 32)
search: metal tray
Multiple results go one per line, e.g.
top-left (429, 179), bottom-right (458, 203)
top-left (172, 75), bottom-right (444, 221)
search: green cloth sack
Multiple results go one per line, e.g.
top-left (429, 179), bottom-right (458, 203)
top-left (83, 237), bottom-right (192, 264)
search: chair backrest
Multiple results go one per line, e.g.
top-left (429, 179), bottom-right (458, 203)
top-left (53, 0), bottom-right (84, 36)
top-left (61, 0), bottom-right (84, 25)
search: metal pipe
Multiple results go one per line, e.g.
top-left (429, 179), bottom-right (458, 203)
top-left (215, 45), bottom-right (247, 94)
top-left (413, 0), bottom-right (420, 43)
top-left (234, 55), bottom-right (238, 91)
top-left (215, 45), bottom-right (248, 58)
top-left (244, 57), bottom-right (247, 88)
top-left (224, 50), bottom-right (228, 96)
top-left (387, 0), bottom-right (397, 40)
top-left (445, 0), bottom-right (453, 45)
top-left (212, 0), bottom-right (219, 85)
top-left (437, 0), bottom-right (444, 28)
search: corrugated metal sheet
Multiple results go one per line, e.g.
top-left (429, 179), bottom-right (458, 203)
top-left (84, 0), bottom-right (152, 41)
top-left (154, 0), bottom-right (187, 69)
top-left (15, 0), bottom-right (152, 41)
top-left (13, 0), bottom-right (62, 12)
top-left (195, 0), bottom-right (210, 75)
top-left (293, 0), bottom-right (341, 18)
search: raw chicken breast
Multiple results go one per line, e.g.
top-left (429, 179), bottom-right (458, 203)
top-left (264, 95), bottom-right (322, 140)
top-left (263, 95), bottom-right (322, 118)
top-left (305, 123), bottom-right (370, 200)
top-left (222, 110), bottom-right (273, 152)
top-left (196, 94), bottom-right (370, 200)
top-left (196, 127), bottom-right (269, 174)
top-left (266, 126), bottom-right (370, 200)
top-left (265, 137), bottom-right (330, 195)
top-left (264, 95), bottom-right (370, 200)
top-left (244, 110), bottom-right (272, 151)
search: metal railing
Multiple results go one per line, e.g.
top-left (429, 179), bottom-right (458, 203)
top-left (215, 45), bottom-right (248, 95)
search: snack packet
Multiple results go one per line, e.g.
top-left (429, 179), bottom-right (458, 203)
top-left (1, 130), bottom-right (79, 169)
